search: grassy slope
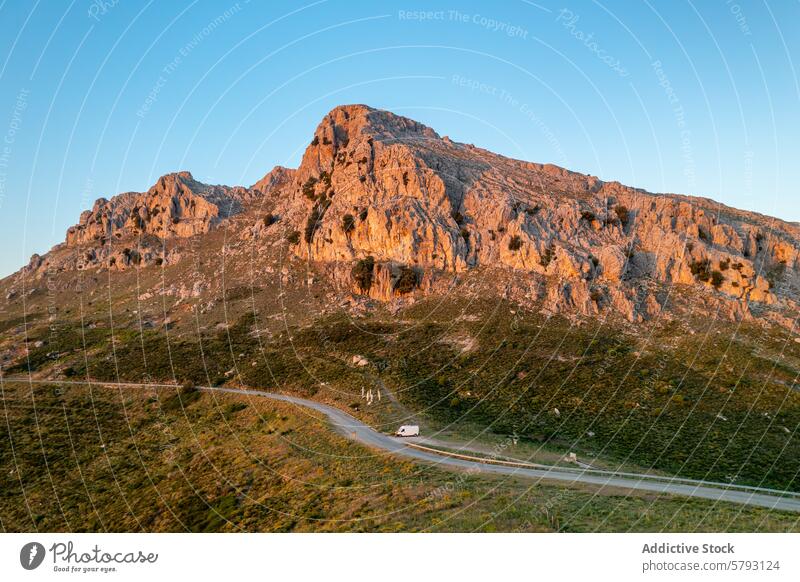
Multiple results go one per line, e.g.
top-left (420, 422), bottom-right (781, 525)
top-left (384, 298), bottom-right (800, 492)
top-left (1, 381), bottom-right (798, 533)
top-left (7, 289), bottom-right (800, 492)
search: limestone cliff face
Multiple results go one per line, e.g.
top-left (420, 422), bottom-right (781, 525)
top-left (65, 171), bottom-right (254, 246)
top-left (251, 165), bottom-right (295, 195)
top-left (7, 105), bottom-right (800, 324)
top-left (273, 105), bottom-right (799, 320)
top-left (23, 172), bottom-right (260, 274)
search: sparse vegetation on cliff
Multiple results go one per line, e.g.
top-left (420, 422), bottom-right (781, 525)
top-left (304, 197), bottom-right (332, 244)
top-left (286, 230), bottom-right (300, 245)
top-left (342, 213), bottom-right (356, 234)
top-left (301, 176), bottom-right (318, 200)
top-left (614, 204), bottom-right (630, 226)
top-left (690, 258), bottom-right (715, 283)
top-left (351, 256), bottom-right (375, 292)
top-left (540, 245), bottom-right (554, 267)
top-left (393, 266), bottom-right (419, 294)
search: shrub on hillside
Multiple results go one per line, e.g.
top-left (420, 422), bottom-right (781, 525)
top-left (690, 258), bottom-right (712, 282)
top-left (525, 205), bottom-right (541, 216)
top-left (539, 245), bottom-right (554, 267)
top-left (342, 213), bottom-right (356, 234)
top-left (615, 205), bottom-right (630, 226)
top-left (304, 198), bottom-right (331, 244)
top-left (302, 177), bottom-right (318, 200)
top-left (393, 266), bottom-right (420, 294)
top-left (351, 256), bottom-right (375, 292)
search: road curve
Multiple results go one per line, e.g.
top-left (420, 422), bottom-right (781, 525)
top-left (6, 378), bottom-right (800, 512)
top-left (209, 387), bottom-right (800, 513)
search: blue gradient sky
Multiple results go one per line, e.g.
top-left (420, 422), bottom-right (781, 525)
top-left (0, 0), bottom-right (798, 277)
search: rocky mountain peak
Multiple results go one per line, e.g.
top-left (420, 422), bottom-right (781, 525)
top-left (251, 165), bottom-right (295, 195)
top-left (64, 171), bottom-right (257, 250)
top-left (5, 105), bottom-right (799, 327)
top-left (266, 106), bottom-right (800, 323)
top-left (295, 105), bottom-right (439, 180)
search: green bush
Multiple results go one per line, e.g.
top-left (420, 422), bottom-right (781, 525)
top-left (393, 266), bottom-right (420, 294)
top-left (342, 214), bottom-right (356, 234)
top-left (319, 170), bottom-right (331, 187)
top-left (539, 245), bottom-right (554, 267)
top-left (690, 259), bottom-right (711, 282)
top-left (351, 256), bottom-right (375, 292)
top-left (304, 201), bottom-right (330, 244)
top-left (301, 177), bottom-right (318, 200)
top-left (614, 205), bottom-right (630, 226)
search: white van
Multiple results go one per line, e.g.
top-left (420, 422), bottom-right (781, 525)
top-left (395, 425), bottom-right (420, 437)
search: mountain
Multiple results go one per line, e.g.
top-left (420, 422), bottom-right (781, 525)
top-left (5, 104), bottom-right (798, 326)
top-left (2, 105), bottom-right (800, 493)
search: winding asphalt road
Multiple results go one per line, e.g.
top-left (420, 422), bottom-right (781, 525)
top-left (7, 378), bottom-right (800, 512)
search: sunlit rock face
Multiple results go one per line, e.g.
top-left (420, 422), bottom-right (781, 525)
top-left (10, 105), bottom-right (800, 323)
top-left (268, 105), bottom-right (798, 320)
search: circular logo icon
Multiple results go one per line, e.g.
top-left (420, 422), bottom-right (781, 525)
top-left (20, 542), bottom-right (46, 570)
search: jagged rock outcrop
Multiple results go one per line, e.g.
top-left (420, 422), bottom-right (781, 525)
top-left (65, 171), bottom-right (254, 246)
top-left (270, 105), bottom-right (799, 321)
top-left (251, 165), bottom-right (296, 195)
top-left (20, 172), bottom-right (259, 274)
top-left (5, 104), bottom-right (799, 324)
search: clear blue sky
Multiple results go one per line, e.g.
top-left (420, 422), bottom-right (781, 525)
top-left (0, 0), bottom-right (798, 277)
